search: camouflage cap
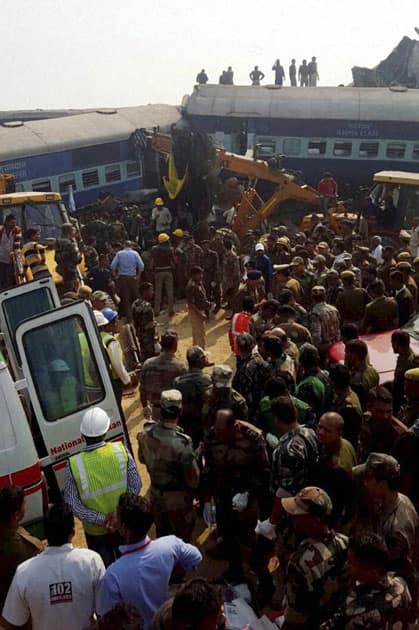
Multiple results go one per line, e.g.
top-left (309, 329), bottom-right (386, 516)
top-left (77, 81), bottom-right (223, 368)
top-left (160, 389), bottom-right (182, 411)
top-left (396, 261), bottom-right (412, 271)
top-left (91, 290), bottom-right (108, 302)
top-left (353, 452), bottom-right (400, 481)
top-left (397, 251), bottom-right (412, 261)
top-left (186, 345), bottom-right (208, 363)
top-left (281, 486), bottom-right (333, 517)
top-left (212, 364), bottom-right (233, 388)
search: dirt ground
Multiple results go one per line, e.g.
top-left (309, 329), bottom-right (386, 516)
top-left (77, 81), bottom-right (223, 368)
top-left (74, 301), bottom-right (235, 578)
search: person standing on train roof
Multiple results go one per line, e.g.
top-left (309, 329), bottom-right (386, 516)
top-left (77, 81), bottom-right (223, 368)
top-left (250, 66), bottom-right (265, 86)
top-left (289, 59), bottom-right (297, 86)
top-left (298, 59), bottom-right (309, 87)
top-left (196, 69), bottom-right (208, 84)
top-left (272, 60), bottom-right (285, 86)
top-left (308, 56), bottom-right (320, 86)
top-left (224, 66), bottom-right (234, 85)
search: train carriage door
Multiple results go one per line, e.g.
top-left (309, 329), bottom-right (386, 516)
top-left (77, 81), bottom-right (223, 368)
top-left (15, 301), bottom-right (127, 494)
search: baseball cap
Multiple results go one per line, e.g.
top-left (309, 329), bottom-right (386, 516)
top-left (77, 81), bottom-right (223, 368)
top-left (255, 242), bottom-right (265, 252)
top-left (281, 486), bottom-right (333, 517)
top-left (212, 365), bottom-right (233, 388)
top-left (353, 452), bottom-right (400, 481)
top-left (102, 308), bottom-right (118, 323)
top-left (91, 290), bottom-right (108, 302)
top-left (160, 389), bottom-right (182, 411)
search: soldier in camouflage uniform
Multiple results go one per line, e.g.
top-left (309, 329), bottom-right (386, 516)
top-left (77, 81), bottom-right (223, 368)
top-left (83, 236), bottom-right (99, 271)
top-left (139, 330), bottom-right (187, 419)
top-left (173, 346), bottom-right (212, 447)
top-left (132, 282), bottom-right (157, 362)
top-left (183, 234), bottom-right (204, 278)
top-left (202, 408), bottom-right (271, 581)
top-left (248, 299), bottom-right (278, 341)
top-left (321, 533), bottom-right (413, 630)
top-left (137, 389), bottom-right (200, 542)
top-left (232, 333), bottom-right (271, 419)
top-left (281, 487), bottom-right (349, 628)
top-left (55, 223), bottom-right (82, 291)
top-left (202, 365), bottom-right (248, 428)
top-left (221, 239), bottom-right (241, 312)
top-left (200, 240), bottom-right (221, 311)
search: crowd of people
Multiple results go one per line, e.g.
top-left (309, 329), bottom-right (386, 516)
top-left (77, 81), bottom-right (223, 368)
top-left (196, 57), bottom-right (320, 87)
top-left (4, 187), bottom-right (419, 628)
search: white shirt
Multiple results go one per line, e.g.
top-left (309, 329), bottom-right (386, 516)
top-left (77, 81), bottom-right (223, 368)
top-left (2, 543), bottom-right (105, 630)
top-left (0, 229), bottom-right (14, 264)
top-left (151, 207), bottom-right (172, 232)
top-left (223, 207), bottom-right (236, 226)
top-left (371, 243), bottom-right (383, 264)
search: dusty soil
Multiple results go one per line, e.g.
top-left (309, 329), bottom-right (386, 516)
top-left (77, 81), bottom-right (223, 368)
top-left (74, 301), bottom-right (235, 578)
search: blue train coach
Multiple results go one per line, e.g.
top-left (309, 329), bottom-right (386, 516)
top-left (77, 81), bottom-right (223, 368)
top-left (0, 105), bottom-right (181, 207)
top-left (183, 84), bottom-right (419, 186)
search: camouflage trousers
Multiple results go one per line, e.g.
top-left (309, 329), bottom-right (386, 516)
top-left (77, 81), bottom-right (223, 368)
top-left (150, 488), bottom-right (196, 542)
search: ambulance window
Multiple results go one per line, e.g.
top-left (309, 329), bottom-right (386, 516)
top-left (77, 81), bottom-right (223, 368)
top-left (22, 315), bottom-right (105, 422)
top-left (2, 287), bottom-right (56, 364)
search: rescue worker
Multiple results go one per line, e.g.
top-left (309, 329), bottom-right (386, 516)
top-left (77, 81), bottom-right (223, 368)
top-left (137, 389), bottom-right (200, 542)
top-left (362, 279), bottom-right (399, 333)
top-left (272, 264), bottom-right (302, 301)
top-left (335, 270), bottom-right (369, 327)
top-left (55, 222), bottom-right (82, 292)
top-left (202, 365), bottom-right (248, 427)
top-left (202, 408), bottom-right (271, 582)
top-left (132, 282), bottom-right (157, 361)
top-left (151, 233), bottom-right (175, 317)
top-left (140, 330), bottom-right (187, 420)
top-left (0, 213), bottom-right (22, 290)
top-left (200, 239), bottom-right (221, 311)
top-left (185, 265), bottom-right (210, 349)
top-left (0, 486), bottom-right (44, 609)
top-left (345, 339), bottom-right (379, 408)
top-left (151, 197), bottom-right (172, 235)
top-left (95, 309), bottom-right (133, 409)
top-left (44, 358), bottom-right (79, 419)
top-left (172, 228), bottom-right (186, 299)
top-left (174, 346), bottom-right (212, 446)
top-left (183, 233), bottom-right (204, 278)
top-left (222, 239), bottom-right (240, 313)
top-left (21, 227), bottom-right (50, 280)
top-left (230, 296), bottom-right (255, 357)
top-left (232, 269), bottom-right (265, 314)
top-left (308, 286), bottom-right (340, 360)
top-left (64, 407), bottom-right (141, 566)
top-left (272, 59), bottom-right (285, 85)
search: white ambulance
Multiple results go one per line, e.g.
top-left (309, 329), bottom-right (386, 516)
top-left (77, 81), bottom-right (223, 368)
top-left (0, 278), bottom-right (129, 529)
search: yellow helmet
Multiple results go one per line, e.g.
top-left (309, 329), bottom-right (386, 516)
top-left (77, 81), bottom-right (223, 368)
top-left (155, 197), bottom-right (164, 206)
top-left (172, 229), bottom-right (184, 238)
top-left (158, 233), bottom-right (170, 243)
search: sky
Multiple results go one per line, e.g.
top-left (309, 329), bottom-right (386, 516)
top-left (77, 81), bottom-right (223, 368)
top-left (1, 0), bottom-right (418, 110)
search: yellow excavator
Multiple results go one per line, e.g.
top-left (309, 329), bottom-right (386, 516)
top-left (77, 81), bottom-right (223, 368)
top-left (150, 131), bottom-right (321, 237)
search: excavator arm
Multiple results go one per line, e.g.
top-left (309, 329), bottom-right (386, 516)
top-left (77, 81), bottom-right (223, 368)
top-left (150, 131), bottom-right (320, 235)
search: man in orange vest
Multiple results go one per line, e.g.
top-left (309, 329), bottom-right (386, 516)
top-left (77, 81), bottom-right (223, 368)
top-left (230, 297), bottom-right (255, 361)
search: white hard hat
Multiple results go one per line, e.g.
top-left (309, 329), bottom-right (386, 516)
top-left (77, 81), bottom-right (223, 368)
top-left (80, 407), bottom-right (111, 437)
top-left (94, 310), bottom-right (109, 327)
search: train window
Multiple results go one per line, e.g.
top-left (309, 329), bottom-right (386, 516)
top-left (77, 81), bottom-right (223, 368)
top-left (255, 142), bottom-right (276, 158)
top-left (333, 142), bottom-right (352, 157)
top-left (32, 180), bottom-right (51, 193)
top-left (82, 169), bottom-right (99, 188)
top-left (386, 143), bottom-right (406, 159)
top-left (58, 174), bottom-right (77, 193)
top-left (105, 164), bottom-right (121, 183)
top-left (283, 138), bottom-right (301, 156)
top-left (308, 140), bottom-right (327, 156)
top-left (359, 142), bottom-right (379, 158)
top-left (126, 162), bottom-right (141, 178)
top-left (412, 145), bottom-right (419, 160)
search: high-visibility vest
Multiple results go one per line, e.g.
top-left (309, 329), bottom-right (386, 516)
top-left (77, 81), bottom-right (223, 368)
top-left (78, 332), bottom-right (95, 387)
top-left (100, 331), bottom-right (123, 381)
top-left (69, 442), bottom-right (128, 536)
top-left (230, 312), bottom-right (252, 355)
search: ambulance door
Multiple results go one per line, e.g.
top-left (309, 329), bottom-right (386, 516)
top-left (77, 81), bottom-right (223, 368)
top-left (0, 277), bottom-right (60, 379)
top-left (15, 301), bottom-right (127, 495)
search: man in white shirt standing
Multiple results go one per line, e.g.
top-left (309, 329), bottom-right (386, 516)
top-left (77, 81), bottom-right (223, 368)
top-left (370, 235), bottom-right (384, 264)
top-left (152, 198), bottom-right (172, 235)
top-left (1, 503), bottom-right (105, 630)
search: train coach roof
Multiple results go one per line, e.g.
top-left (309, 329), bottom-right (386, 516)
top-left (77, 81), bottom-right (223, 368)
top-left (183, 85), bottom-right (419, 122)
top-left (0, 104), bottom-right (181, 161)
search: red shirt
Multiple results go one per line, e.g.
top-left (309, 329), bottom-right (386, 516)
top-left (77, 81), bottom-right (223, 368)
top-left (318, 177), bottom-right (337, 196)
top-left (230, 311), bottom-right (252, 354)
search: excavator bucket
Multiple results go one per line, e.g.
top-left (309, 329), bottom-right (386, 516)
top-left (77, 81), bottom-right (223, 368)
top-left (163, 151), bottom-right (188, 199)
